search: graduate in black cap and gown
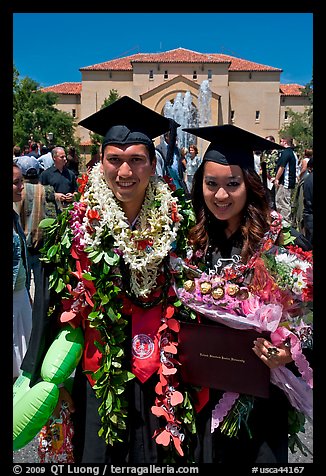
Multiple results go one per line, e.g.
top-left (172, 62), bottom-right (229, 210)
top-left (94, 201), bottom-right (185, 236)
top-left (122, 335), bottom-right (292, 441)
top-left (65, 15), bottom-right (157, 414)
top-left (20, 97), bottom-right (204, 464)
top-left (181, 124), bottom-right (312, 463)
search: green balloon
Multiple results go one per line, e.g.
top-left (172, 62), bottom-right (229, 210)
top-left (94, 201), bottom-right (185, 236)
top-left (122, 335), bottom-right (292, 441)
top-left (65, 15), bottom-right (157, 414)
top-left (13, 371), bottom-right (32, 406)
top-left (41, 326), bottom-right (84, 384)
top-left (13, 381), bottom-right (59, 451)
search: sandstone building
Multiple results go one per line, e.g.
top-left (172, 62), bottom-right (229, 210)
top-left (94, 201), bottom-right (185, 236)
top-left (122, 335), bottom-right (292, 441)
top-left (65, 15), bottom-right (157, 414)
top-left (41, 48), bottom-right (310, 158)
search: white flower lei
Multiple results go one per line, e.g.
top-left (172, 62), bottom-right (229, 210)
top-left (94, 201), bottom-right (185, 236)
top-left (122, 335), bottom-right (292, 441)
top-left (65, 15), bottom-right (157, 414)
top-left (81, 162), bottom-right (182, 297)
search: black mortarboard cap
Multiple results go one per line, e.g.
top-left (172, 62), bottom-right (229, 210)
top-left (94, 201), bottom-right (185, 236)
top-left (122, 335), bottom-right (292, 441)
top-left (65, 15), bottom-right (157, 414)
top-left (183, 124), bottom-right (284, 169)
top-left (79, 96), bottom-right (172, 150)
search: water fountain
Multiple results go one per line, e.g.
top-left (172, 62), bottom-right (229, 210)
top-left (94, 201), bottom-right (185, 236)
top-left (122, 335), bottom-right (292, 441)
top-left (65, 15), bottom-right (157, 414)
top-left (162, 80), bottom-right (212, 152)
top-left (198, 80), bottom-right (212, 127)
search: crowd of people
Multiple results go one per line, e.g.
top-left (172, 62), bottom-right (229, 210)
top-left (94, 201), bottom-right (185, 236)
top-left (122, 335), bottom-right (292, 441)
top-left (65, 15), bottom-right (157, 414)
top-left (13, 97), bottom-right (313, 465)
top-left (12, 144), bottom-right (79, 304)
top-left (249, 136), bottom-right (313, 245)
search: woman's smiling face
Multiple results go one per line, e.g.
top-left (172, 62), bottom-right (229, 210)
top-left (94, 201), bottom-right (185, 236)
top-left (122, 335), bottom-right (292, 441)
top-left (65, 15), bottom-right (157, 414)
top-left (203, 161), bottom-right (247, 228)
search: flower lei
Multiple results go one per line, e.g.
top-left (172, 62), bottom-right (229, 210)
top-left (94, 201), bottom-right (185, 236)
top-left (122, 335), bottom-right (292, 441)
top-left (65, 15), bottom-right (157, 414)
top-left (39, 164), bottom-right (198, 459)
top-left (81, 163), bottom-right (182, 298)
top-left (176, 210), bottom-right (313, 452)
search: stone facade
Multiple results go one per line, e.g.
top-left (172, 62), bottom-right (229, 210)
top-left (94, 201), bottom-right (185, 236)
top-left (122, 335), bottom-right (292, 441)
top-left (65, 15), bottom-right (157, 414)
top-left (41, 48), bottom-right (310, 159)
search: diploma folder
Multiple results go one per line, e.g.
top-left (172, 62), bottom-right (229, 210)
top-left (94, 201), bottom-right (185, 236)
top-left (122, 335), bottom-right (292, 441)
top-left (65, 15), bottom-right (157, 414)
top-left (179, 321), bottom-right (270, 398)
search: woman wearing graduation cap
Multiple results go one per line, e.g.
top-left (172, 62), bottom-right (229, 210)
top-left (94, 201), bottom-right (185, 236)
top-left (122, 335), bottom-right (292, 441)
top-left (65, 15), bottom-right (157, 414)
top-left (178, 124), bottom-right (313, 463)
top-left (20, 97), bottom-right (206, 463)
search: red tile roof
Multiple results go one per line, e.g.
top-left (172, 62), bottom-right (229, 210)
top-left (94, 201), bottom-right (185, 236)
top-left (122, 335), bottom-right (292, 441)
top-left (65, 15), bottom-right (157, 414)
top-left (218, 54), bottom-right (280, 72)
top-left (41, 82), bottom-right (82, 94)
top-left (279, 84), bottom-right (305, 96)
top-left (40, 50), bottom-right (307, 97)
top-left (80, 47), bottom-right (282, 73)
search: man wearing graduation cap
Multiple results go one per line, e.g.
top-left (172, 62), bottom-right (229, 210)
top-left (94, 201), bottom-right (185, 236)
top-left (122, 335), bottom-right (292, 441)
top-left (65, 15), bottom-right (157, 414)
top-left (20, 97), bottom-right (198, 463)
top-left (181, 124), bottom-right (312, 464)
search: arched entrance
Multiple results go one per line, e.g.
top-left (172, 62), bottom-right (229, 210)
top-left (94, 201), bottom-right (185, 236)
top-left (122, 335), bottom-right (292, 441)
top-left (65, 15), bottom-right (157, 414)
top-left (141, 75), bottom-right (219, 153)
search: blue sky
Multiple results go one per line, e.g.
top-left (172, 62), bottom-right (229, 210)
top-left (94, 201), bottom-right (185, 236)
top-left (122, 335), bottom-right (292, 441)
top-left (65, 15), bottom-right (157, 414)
top-left (13, 13), bottom-right (313, 88)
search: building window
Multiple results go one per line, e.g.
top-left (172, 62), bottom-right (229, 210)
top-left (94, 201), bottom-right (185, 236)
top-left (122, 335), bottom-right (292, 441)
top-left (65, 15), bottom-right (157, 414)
top-left (149, 70), bottom-right (154, 80)
top-left (284, 111), bottom-right (289, 121)
top-left (72, 109), bottom-right (77, 118)
top-left (230, 110), bottom-right (235, 122)
top-left (208, 69), bottom-right (212, 80)
top-left (255, 110), bottom-right (260, 122)
top-left (164, 70), bottom-right (168, 80)
top-left (193, 70), bottom-right (197, 80)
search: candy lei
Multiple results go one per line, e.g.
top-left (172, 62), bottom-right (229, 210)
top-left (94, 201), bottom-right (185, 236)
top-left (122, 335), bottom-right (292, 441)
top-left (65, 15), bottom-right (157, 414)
top-left (210, 210), bottom-right (313, 431)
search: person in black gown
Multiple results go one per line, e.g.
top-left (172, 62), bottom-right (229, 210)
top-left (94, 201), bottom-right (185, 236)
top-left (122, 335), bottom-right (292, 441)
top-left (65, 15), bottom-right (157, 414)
top-left (181, 124), bottom-right (312, 464)
top-left (21, 97), bottom-right (198, 464)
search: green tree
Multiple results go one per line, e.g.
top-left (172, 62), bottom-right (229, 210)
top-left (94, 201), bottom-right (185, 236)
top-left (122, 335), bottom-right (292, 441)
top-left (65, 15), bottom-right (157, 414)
top-left (279, 80), bottom-right (313, 157)
top-left (89, 89), bottom-right (121, 157)
top-left (13, 65), bottom-right (78, 150)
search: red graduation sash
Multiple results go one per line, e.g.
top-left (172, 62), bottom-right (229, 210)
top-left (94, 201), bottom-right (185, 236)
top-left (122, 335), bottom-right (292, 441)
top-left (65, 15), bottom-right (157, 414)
top-left (82, 297), bottom-right (163, 386)
top-left (131, 303), bottom-right (161, 383)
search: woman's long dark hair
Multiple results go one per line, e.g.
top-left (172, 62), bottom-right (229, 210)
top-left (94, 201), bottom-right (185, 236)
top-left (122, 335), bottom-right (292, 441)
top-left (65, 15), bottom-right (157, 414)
top-left (188, 161), bottom-right (272, 263)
